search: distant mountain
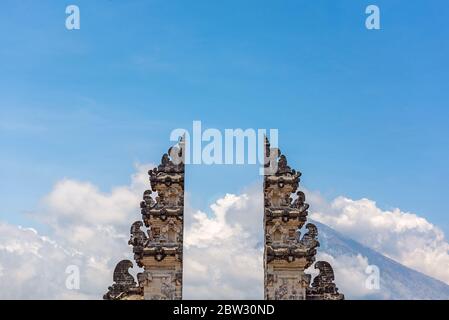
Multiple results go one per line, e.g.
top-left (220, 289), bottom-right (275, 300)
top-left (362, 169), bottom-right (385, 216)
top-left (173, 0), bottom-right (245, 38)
top-left (313, 221), bottom-right (449, 300)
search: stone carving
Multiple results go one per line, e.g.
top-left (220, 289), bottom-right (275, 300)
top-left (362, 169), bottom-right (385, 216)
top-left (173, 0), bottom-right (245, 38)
top-left (129, 221), bottom-right (148, 247)
top-left (103, 260), bottom-right (142, 300)
top-left (141, 190), bottom-right (155, 211)
top-left (129, 221), bottom-right (148, 267)
top-left (105, 140), bottom-right (185, 300)
top-left (307, 261), bottom-right (344, 300)
top-left (292, 191), bottom-right (309, 215)
top-left (264, 138), bottom-right (343, 300)
top-left (300, 223), bottom-right (319, 250)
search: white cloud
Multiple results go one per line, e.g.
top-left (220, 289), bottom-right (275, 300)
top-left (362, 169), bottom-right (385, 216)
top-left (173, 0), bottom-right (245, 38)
top-left (308, 192), bottom-right (449, 285)
top-left (182, 186), bottom-right (392, 300)
top-left (1, 163), bottom-right (448, 299)
top-left (0, 163), bottom-right (153, 299)
top-left (184, 188), bottom-right (264, 299)
top-left (183, 186), bottom-right (449, 299)
top-left (0, 222), bottom-right (79, 299)
top-left (39, 163), bottom-right (152, 229)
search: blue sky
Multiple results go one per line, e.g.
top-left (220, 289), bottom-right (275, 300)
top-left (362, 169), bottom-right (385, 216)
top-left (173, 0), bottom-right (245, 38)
top-left (1, 0), bottom-right (449, 235)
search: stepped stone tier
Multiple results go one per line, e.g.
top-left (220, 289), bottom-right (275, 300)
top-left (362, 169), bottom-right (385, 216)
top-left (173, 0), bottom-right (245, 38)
top-left (263, 138), bottom-right (344, 300)
top-left (104, 141), bottom-right (185, 300)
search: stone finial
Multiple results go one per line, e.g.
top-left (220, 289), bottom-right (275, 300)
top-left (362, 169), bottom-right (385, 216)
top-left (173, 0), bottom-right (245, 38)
top-left (103, 260), bottom-right (139, 300)
top-left (307, 261), bottom-right (344, 300)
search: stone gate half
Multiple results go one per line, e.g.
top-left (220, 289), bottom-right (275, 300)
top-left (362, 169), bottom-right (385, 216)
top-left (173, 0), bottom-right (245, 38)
top-left (104, 141), bottom-right (184, 300)
top-left (263, 138), bottom-right (343, 300)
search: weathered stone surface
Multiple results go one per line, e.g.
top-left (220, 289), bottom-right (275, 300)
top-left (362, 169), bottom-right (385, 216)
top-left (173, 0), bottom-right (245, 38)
top-left (306, 261), bottom-right (344, 300)
top-left (264, 138), bottom-right (343, 300)
top-left (103, 260), bottom-right (142, 300)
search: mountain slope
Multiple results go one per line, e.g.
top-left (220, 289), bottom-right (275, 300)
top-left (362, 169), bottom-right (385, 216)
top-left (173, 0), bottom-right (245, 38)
top-left (313, 220), bottom-right (449, 300)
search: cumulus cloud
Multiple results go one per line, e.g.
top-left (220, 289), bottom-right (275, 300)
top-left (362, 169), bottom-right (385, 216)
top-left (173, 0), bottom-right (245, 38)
top-left (183, 188), bottom-right (264, 299)
top-left (308, 193), bottom-right (449, 285)
top-left (182, 186), bottom-right (387, 300)
top-left (183, 186), bottom-right (449, 299)
top-left (0, 223), bottom-right (82, 299)
top-left (1, 163), bottom-right (448, 299)
top-left (0, 163), bottom-right (153, 299)
top-left (40, 163), bottom-right (152, 228)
